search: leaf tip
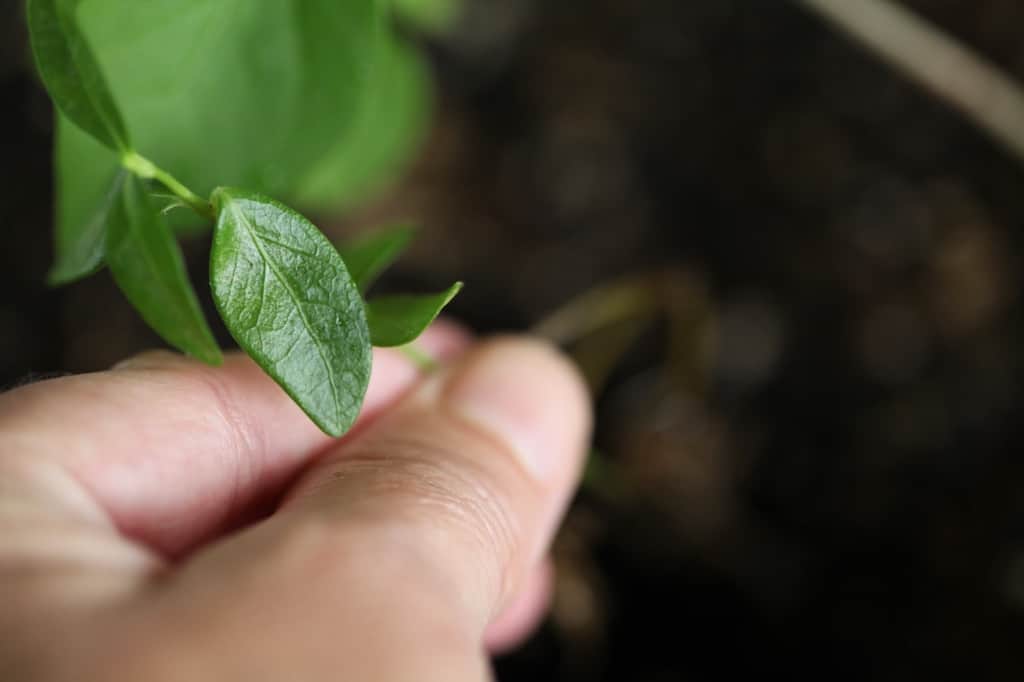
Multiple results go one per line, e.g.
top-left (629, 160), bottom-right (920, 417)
top-left (46, 260), bottom-right (100, 287)
top-left (446, 280), bottom-right (464, 301)
top-left (321, 422), bottom-right (345, 439)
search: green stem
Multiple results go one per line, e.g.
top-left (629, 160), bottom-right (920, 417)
top-left (121, 151), bottom-right (213, 219)
top-left (397, 343), bottom-right (438, 372)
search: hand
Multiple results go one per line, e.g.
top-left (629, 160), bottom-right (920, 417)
top-left (0, 324), bottom-right (590, 681)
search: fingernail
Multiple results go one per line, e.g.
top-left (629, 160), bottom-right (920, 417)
top-left (445, 338), bottom-right (588, 481)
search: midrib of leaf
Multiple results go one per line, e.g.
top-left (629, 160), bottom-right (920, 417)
top-left (73, 59), bottom-right (121, 151)
top-left (227, 201), bottom-right (342, 427)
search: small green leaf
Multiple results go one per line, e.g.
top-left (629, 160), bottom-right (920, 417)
top-left (105, 175), bottom-right (222, 365)
top-left (27, 0), bottom-right (130, 151)
top-left (338, 224), bottom-right (416, 294)
top-left (210, 188), bottom-right (371, 437)
top-left (366, 282), bottom-right (463, 347)
top-left (48, 167), bottom-right (123, 285)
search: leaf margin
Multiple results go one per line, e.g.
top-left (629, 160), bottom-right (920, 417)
top-left (366, 281), bottom-right (463, 347)
top-left (105, 174), bottom-right (222, 366)
top-left (209, 187), bottom-right (372, 437)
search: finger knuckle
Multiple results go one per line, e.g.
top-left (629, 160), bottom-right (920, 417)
top-left (335, 425), bottom-right (526, 598)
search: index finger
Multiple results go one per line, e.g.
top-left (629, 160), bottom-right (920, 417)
top-left (0, 323), bottom-right (470, 557)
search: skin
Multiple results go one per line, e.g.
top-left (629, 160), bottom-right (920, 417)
top-left (0, 323), bottom-right (591, 681)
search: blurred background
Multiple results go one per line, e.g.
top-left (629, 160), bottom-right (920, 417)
top-left (4, 0), bottom-right (1024, 679)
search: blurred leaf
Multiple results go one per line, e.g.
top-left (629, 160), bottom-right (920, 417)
top-left (105, 175), bottom-right (222, 365)
top-left (27, 0), bottom-right (130, 151)
top-left (48, 166), bottom-right (121, 285)
top-left (57, 0), bottom-right (380, 242)
top-left (294, 25), bottom-right (431, 210)
top-left (54, 118), bottom-right (120, 265)
top-left (210, 188), bottom-right (371, 437)
top-left (569, 317), bottom-right (653, 395)
top-left (366, 282), bottom-right (462, 347)
top-left (339, 223), bottom-right (417, 294)
top-left (390, 0), bottom-right (462, 34)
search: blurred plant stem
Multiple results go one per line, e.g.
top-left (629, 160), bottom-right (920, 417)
top-left (398, 343), bottom-right (438, 372)
top-left (532, 269), bottom-right (713, 397)
top-left (797, 0), bottom-right (1024, 163)
top-left (532, 269), bottom-right (715, 502)
top-left (532, 274), bottom-right (661, 348)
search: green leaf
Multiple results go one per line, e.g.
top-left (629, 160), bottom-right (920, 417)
top-left (291, 21), bottom-right (432, 210)
top-left (57, 0), bottom-right (381, 241)
top-left (105, 175), bottom-right (222, 366)
top-left (210, 188), bottom-right (371, 437)
top-left (338, 224), bottom-right (417, 294)
top-left (53, 117), bottom-right (120, 279)
top-left (27, 0), bottom-right (130, 151)
top-left (366, 282), bottom-right (463, 347)
top-left (48, 166), bottom-right (122, 285)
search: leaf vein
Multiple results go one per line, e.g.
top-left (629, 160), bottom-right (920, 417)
top-left (229, 201), bottom-right (342, 427)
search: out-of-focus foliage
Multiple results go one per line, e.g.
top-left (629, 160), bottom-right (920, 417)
top-left (295, 24), bottom-right (431, 211)
top-left (56, 0), bottom-right (433, 246)
top-left (391, 0), bottom-right (461, 34)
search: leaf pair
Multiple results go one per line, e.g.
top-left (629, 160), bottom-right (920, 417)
top-left (29, 0), bottom-right (221, 364)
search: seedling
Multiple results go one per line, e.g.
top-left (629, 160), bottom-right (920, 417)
top-left (26, 0), bottom-right (461, 437)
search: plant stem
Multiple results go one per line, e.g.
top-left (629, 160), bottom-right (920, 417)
top-left (121, 151), bottom-right (213, 219)
top-left (795, 0), bottom-right (1024, 163)
top-left (398, 343), bottom-right (438, 372)
top-left (531, 274), bottom-right (662, 346)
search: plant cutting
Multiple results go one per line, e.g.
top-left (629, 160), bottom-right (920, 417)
top-left (26, 0), bottom-right (461, 437)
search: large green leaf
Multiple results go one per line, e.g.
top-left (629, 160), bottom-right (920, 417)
top-left (27, 0), bottom-right (130, 151)
top-left (338, 223), bottom-right (416, 294)
top-left (57, 0), bottom-right (379, 242)
top-left (366, 282), bottom-right (463, 347)
top-left (210, 189), bottom-right (371, 437)
top-left (293, 22), bottom-right (432, 210)
top-left (105, 175), bottom-right (222, 365)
